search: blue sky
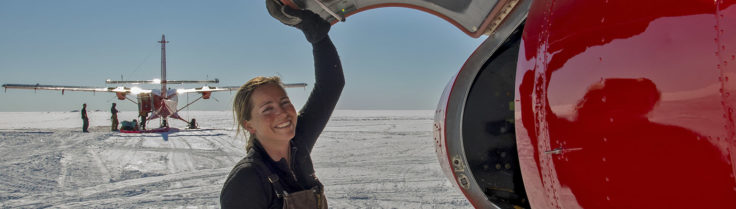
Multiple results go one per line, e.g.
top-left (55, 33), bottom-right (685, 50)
top-left (0, 0), bottom-right (484, 112)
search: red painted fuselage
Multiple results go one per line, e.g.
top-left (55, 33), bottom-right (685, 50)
top-left (515, 0), bottom-right (736, 208)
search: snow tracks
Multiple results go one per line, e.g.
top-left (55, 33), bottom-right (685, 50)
top-left (0, 127), bottom-right (244, 208)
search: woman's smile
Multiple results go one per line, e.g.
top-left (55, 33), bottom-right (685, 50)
top-left (246, 83), bottom-right (298, 143)
top-left (275, 120), bottom-right (292, 129)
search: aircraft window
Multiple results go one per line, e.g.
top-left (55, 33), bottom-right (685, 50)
top-left (462, 32), bottom-right (529, 208)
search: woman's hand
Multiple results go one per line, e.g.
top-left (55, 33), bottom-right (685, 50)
top-left (266, 0), bottom-right (331, 44)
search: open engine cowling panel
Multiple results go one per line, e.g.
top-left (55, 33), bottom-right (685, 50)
top-left (282, 0), bottom-right (525, 38)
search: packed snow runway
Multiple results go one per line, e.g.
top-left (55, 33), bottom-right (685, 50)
top-left (0, 110), bottom-right (471, 208)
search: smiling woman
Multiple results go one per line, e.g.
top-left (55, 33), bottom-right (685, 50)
top-left (219, 1), bottom-right (345, 208)
top-left (232, 76), bottom-right (298, 151)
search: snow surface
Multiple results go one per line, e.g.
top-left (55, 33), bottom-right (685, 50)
top-left (0, 110), bottom-right (471, 208)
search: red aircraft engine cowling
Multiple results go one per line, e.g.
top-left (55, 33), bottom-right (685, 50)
top-left (201, 91), bottom-right (211, 99)
top-left (434, 0), bottom-right (736, 208)
top-left (434, 24), bottom-right (528, 209)
top-left (514, 0), bottom-right (736, 208)
top-left (115, 92), bottom-right (127, 100)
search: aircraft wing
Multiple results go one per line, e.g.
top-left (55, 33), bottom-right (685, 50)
top-left (3, 83), bottom-right (111, 92)
top-left (106, 79), bottom-right (220, 85)
top-left (2, 83), bottom-right (152, 94)
top-left (176, 83), bottom-right (308, 94)
top-left (175, 86), bottom-right (235, 94)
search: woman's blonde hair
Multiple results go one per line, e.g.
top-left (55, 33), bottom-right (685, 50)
top-left (233, 76), bottom-right (285, 151)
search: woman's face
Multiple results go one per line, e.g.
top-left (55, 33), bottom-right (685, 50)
top-left (244, 83), bottom-right (297, 144)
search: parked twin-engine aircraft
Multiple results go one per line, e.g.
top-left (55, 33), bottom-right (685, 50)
top-left (292, 0), bottom-right (736, 208)
top-left (2, 35), bottom-right (307, 128)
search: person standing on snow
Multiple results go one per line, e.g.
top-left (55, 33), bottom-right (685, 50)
top-left (220, 1), bottom-right (343, 208)
top-left (82, 103), bottom-right (89, 133)
top-left (111, 103), bottom-right (119, 131)
top-left (140, 111), bottom-right (148, 130)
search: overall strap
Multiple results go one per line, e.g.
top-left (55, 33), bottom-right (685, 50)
top-left (252, 159), bottom-right (287, 199)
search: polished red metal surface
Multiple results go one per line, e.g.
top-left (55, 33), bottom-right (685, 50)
top-left (516, 0), bottom-right (736, 208)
